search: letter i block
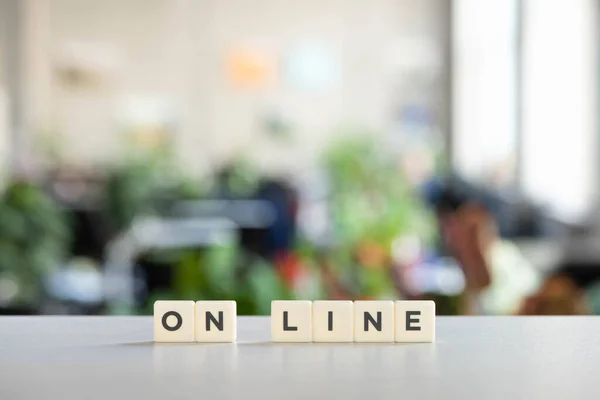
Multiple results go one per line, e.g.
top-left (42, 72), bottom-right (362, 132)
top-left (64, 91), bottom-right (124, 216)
top-left (312, 301), bottom-right (354, 342)
top-left (353, 301), bottom-right (394, 342)
top-left (395, 300), bottom-right (435, 342)
top-left (271, 300), bottom-right (312, 342)
top-left (195, 301), bottom-right (237, 342)
top-left (154, 301), bottom-right (195, 342)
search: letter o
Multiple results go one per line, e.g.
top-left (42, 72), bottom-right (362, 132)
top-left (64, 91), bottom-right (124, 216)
top-left (162, 311), bottom-right (183, 331)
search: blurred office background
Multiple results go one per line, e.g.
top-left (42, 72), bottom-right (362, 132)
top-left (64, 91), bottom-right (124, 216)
top-left (0, 0), bottom-right (599, 316)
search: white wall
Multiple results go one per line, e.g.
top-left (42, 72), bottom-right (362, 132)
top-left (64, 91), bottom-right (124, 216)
top-left (0, 86), bottom-right (6, 171)
top-left (0, 0), bottom-right (10, 173)
top-left (21, 0), bottom-right (445, 176)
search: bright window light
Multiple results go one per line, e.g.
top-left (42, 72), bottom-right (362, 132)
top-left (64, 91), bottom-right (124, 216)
top-left (452, 0), bottom-right (518, 188)
top-left (522, 0), bottom-right (597, 222)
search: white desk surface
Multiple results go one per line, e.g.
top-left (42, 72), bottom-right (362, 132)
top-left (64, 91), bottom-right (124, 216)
top-left (1, 316), bottom-right (599, 399)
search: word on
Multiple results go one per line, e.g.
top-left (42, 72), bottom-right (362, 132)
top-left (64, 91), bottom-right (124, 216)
top-left (154, 300), bottom-right (435, 343)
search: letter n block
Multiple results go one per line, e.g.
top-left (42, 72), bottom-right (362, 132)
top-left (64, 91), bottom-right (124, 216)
top-left (353, 301), bottom-right (394, 342)
top-left (195, 301), bottom-right (237, 342)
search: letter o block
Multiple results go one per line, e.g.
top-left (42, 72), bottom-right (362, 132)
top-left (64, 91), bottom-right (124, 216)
top-left (154, 301), bottom-right (195, 342)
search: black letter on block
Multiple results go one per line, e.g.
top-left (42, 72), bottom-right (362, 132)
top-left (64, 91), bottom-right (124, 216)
top-left (364, 312), bottom-right (382, 331)
top-left (328, 311), bottom-right (334, 331)
top-left (162, 311), bottom-right (183, 331)
top-left (206, 311), bottom-right (224, 331)
top-left (283, 311), bottom-right (298, 331)
top-left (406, 311), bottom-right (421, 331)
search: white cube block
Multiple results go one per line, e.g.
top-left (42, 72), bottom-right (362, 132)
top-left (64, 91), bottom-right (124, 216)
top-left (154, 300), bottom-right (195, 342)
top-left (395, 300), bottom-right (435, 342)
top-left (312, 301), bottom-right (354, 342)
top-left (353, 301), bottom-right (394, 342)
top-left (271, 300), bottom-right (312, 342)
top-left (195, 301), bottom-right (237, 342)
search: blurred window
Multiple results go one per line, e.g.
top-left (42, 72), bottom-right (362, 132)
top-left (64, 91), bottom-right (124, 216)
top-left (521, 0), bottom-right (597, 222)
top-left (452, 0), bottom-right (519, 189)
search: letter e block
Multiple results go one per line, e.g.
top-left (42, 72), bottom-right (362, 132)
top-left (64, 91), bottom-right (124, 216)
top-left (395, 300), bottom-right (435, 342)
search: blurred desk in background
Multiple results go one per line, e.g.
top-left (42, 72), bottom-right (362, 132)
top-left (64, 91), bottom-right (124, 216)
top-left (514, 237), bottom-right (600, 290)
top-left (1, 316), bottom-right (600, 399)
top-left (514, 239), bottom-right (563, 274)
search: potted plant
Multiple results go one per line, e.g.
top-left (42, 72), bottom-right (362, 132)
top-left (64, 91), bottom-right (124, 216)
top-left (0, 180), bottom-right (71, 313)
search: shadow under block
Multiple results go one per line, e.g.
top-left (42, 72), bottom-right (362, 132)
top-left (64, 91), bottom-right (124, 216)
top-left (312, 300), bottom-right (354, 342)
top-left (353, 301), bottom-right (395, 342)
top-left (154, 300), bottom-right (195, 343)
top-left (395, 300), bottom-right (435, 343)
top-left (195, 301), bottom-right (237, 343)
top-left (271, 300), bottom-right (313, 342)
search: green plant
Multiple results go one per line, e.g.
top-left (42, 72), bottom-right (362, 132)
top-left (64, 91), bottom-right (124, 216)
top-left (322, 134), bottom-right (437, 298)
top-left (0, 180), bottom-right (70, 307)
top-left (144, 245), bottom-right (294, 315)
top-left (211, 157), bottom-right (261, 197)
top-left (101, 154), bottom-right (203, 234)
top-left (325, 135), bottom-right (435, 245)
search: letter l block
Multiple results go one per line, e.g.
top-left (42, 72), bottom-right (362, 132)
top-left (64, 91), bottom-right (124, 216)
top-left (271, 300), bottom-right (312, 342)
